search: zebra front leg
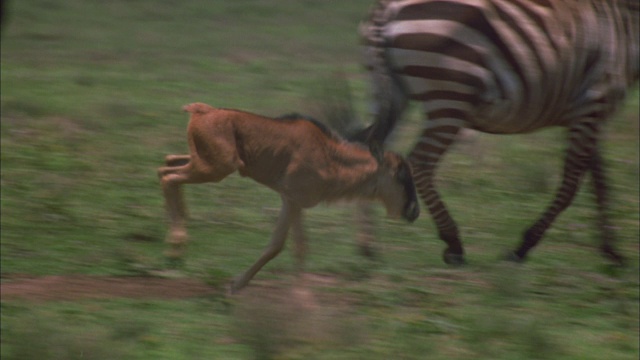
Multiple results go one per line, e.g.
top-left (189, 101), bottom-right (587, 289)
top-left (511, 121), bottom-right (598, 262)
top-left (589, 150), bottom-right (625, 265)
top-left (409, 122), bottom-right (465, 265)
top-left (231, 197), bottom-right (296, 293)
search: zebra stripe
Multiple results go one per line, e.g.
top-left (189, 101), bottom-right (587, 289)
top-left (360, 0), bottom-right (638, 264)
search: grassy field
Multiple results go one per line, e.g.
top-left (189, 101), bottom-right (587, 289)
top-left (1, 1), bottom-right (638, 359)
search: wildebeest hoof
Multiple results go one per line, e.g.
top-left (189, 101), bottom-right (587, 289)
top-left (358, 244), bottom-right (378, 259)
top-left (228, 280), bottom-right (244, 295)
top-left (601, 245), bottom-right (626, 267)
top-left (443, 250), bottom-right (466, 266)
top-left (150, 268), bottom-right (186, 279)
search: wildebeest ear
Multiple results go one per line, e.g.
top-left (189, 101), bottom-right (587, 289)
top-left (369, 141), bottom-right (384, 165)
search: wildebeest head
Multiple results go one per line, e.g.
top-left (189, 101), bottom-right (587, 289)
top-left (376, 151), bottom-right (420, 222)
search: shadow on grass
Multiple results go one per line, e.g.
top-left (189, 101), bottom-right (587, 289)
top-left (230, 278), bottom-right (367, 360)
top-left (2, 310), bottom-right (139, 360)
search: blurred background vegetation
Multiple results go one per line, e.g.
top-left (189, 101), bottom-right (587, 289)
top-left (1, 1), bottom-right (638, 359)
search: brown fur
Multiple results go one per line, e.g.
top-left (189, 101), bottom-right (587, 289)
top-left (158, 103), bottom-right (419, 292)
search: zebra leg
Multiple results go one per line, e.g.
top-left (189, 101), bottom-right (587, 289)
top-left (511, 121), bottom-right (598, 262)
top-left (409, 121), bottom-right (465, 265)
top-left (353, 62), bottom-right (408, 257)
top-left (589, 150), bottom-right (625, 265)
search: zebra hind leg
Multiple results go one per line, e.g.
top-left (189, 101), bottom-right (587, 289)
top-left (510, 120), bottom-right (618, 263)
top-left (589, 151), bottom-right (625, 266)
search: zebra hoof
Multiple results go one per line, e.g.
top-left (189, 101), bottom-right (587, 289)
top-left (601, 246), bottom-right (626, 267)
top-left (443, 250), bottom-right (466, 266)
top-left (502, 251), bottom-right (526, 263)
top-left (358, 244), bottom-right (379, 260)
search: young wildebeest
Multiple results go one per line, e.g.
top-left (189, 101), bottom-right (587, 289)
top-left (158, 103), bottom-right (419, 292)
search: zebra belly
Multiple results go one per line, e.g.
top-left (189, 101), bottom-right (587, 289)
top-left (389, 60), bottom-right (552, 134)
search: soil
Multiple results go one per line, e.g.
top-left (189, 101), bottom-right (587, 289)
top-left (0, 275), bottom-right (218, 302)
top-left (0, 273), bottom-right (343, 303)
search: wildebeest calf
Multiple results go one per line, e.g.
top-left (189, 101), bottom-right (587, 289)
top-left (158, 102), bottom-right (419, 292)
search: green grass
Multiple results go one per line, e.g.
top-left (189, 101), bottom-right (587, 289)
top-left (1, 0), bottom-right (639, 359)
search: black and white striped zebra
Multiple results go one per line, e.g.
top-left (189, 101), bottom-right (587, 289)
top-left (356, 0), bottom-right (638, 265)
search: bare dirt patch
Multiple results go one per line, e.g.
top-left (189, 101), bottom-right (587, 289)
top-left (0, 275), bottom-right (218, 302)
top-left (0, 273), bottom-right (350, 303)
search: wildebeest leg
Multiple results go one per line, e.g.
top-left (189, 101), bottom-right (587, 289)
top-left (157, 157), bottom-right (192, 260)
top-left (291, 207), bottom-right (308, 274)
top-left (231, 197), bottom-right (298, 293)
top-left (159, 166), bottom-right (192, 263)
top-left (158, 155), bottom-right (191, 179)
top-left (356, 202), bottom-right (377, 258)
top-left (159, 160), bottom-right (235, 265)
top-left (589, 150), bottom-right (625, 265)
top-left (165, 154), bottom-right (190, 167)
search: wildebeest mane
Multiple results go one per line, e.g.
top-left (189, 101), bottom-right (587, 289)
top-left (276, 112), bottom-right (343, 141)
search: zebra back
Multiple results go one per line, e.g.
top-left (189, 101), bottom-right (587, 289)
top-left (361, 0), bottom-right (639, 135)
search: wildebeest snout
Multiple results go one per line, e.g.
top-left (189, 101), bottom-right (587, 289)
top-left (404, 197), bottom-right (420, 222)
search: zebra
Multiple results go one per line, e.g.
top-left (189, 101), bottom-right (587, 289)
top-left (356, 0), bottom-right (638, 265)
